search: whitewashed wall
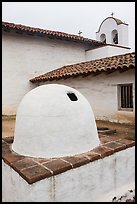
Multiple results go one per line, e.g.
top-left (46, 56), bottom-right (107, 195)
top-left (96, 17), bottom-right (129, 47)
top-left (2, 32), bottom-right (88, 115)
top-left (118, 24), bottom-right (129, 47)
top-left (96, 18), bottom-right (118, 44)
top-left (39, 69), bottom-right (135, 124)
top-left (85, 45), bottom-right (130, 61)
top-left (2, 147), bottom-right (135, 202)
top-left (2, 30), bottom-right (133, 116)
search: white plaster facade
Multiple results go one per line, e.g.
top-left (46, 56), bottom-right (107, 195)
top-left (96, 17), bottom-right (129, 47)
top-left (2, 17), bottom-right (134, 123)
top-left (2, 31), bottom-right (88, 115)
top-left (12, 84), bottom-right (100, 158)
top-left (2, 146), bottom-right (135, 202)
top-left (38, 69), bottom-right (135, 124)
top-left (86, 45), bottom-right (130, 61)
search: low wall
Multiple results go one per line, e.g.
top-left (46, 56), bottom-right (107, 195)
top-left (2, 146), bottom-right (135, 202)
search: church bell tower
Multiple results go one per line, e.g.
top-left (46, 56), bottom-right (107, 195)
top-left (96, 15), bottom-right (129, 47)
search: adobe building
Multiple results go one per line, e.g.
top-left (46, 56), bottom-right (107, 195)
top-left (2, 16), bottom-right (135, 123)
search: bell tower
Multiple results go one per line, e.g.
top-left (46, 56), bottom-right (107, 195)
top-left (96, 15), bottom-right (129, 47)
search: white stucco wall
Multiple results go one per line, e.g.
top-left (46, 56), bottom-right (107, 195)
top-left (2, 32), bottom-right (88, 115)
top-left (2, 146), bottom-right (135, 202)
top-left (118, 24), bottom-right (129, 47)
top-left (2, 28), bottom-right (132, 116)
top-left (96, 17), bottom-right (129, 47)
top-left (85, 45), bottom-right (130, 61)
top-left (38, 69), bottom-right (135, 124)
top-left (96, 18), bottom-right (118, 44)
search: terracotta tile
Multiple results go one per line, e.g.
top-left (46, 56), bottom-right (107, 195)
top-left (21, 165), bottom-right (52, 184)
top-left (29, 52), bottom-right (135, 83)
top-left (118, 139), bottom-right (135, 148)
top-left (33, 158), bottom-right (52, 164)
top-left (84, 151), bottom-right (100, 161)
top-left (11, 158), bottom-right (38, 172)
top-left (2, 21), bottom-right (103, 47)
top-left (3, 152), bottom-right (25, 166)
top-left (103, 141), bottom-right (126, 153)
top-left (62, 155), bottom-right (90, 168)
top-left (92, 146), bottom-right (113, 158)
top-left (2, 134), bottom-right (135, 185)
top-left (2, 142), bottom-right (12, 158)
top-left (43, 159), bottom-right (72, 175)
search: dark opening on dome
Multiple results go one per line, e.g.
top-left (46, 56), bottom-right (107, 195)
top-left (67, 92), bottom-right (78, 101)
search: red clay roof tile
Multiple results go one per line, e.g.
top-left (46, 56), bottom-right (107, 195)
top-left (30, 52), bottom-right (135, 83)
top-left (2, 21), bottom-right (104, 46)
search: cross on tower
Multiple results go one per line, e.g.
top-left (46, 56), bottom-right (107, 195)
top-left (111, 12), bottom-right (114, 17)
top-left (78, 30), bottom-right (82, 36)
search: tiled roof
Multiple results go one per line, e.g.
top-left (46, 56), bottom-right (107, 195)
top-left (30, 52), bottom-right (135, 83)
top-left (2, 21), bottom-right (104, 46)
top-left (113, 17), bottom-right (126, 25)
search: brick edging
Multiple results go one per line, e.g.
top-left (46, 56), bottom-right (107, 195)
top-left (2, 135), bottom-right (135, 184)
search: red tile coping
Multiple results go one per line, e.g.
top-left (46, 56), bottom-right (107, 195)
top-left (2, 135), bottom-right (135, 184)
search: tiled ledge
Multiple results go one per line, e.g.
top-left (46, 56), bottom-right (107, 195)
top-left (2, 134), bottom-right (135, 184)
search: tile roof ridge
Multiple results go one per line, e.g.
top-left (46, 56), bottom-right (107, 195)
top-left (2, 21), bottom-right (104, 45)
